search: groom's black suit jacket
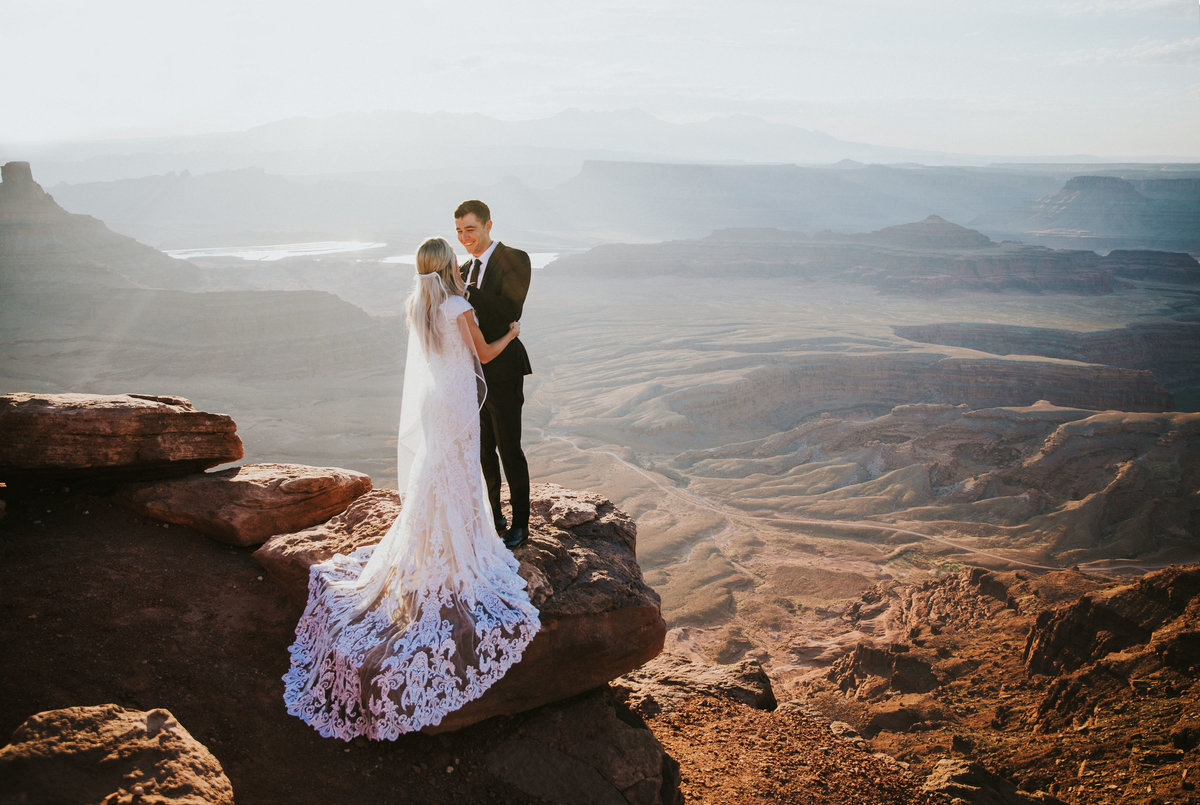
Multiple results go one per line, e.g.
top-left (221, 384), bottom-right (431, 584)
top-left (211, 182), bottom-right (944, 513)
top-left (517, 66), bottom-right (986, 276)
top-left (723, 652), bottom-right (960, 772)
top-left (461, 242), bottom-right (532, 383)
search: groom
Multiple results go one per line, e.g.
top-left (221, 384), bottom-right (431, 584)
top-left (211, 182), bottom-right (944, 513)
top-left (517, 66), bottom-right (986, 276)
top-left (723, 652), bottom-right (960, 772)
top-left (455, 199), bottom-right (532, 549)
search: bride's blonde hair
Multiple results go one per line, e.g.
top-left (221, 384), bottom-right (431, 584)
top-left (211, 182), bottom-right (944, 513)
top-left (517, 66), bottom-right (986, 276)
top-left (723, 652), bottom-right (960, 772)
top-left (407, 237), bottom-right (465, 353)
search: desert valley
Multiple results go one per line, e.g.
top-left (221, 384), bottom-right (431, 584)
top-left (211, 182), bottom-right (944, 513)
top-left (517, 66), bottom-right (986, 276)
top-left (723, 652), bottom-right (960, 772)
top-left (2, 134), bottom-right (1199, 804)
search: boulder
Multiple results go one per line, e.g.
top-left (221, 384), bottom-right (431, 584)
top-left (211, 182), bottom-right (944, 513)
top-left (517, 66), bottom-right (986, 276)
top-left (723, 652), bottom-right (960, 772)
top-left (613, 652), bottom-right (777, 716)
top-left (115, 462), bottom-right (372, 546)
top-left (254, 482), bottom-right (667, 733)
top-left (0, 393), bottom-right (241, 483)
top-left (252, 488), bottom-right (402, 593)
top-left (0, 704), bottom-right (234, 804)
top-left (921, 758), bottom-right (1066, 805)
top-left (485, 688), bottom-right (681, 805)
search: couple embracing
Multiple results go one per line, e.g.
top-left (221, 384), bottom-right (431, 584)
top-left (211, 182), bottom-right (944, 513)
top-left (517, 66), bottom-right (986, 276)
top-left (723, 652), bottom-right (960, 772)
top-left (283, 199), bottom-right (538, 740)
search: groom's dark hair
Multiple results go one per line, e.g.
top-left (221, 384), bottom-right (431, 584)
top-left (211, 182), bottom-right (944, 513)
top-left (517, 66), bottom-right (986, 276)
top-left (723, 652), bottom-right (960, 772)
top-left (454, 199), bottom-right (491, 223)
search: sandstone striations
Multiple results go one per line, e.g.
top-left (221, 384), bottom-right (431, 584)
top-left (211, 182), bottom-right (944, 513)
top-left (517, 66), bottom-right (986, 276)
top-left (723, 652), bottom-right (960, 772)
top-left (0, 392), bottom-right (242, 482)
top-left (1101, 249), bottom-right (1200, 284)
top-left (677, 402), bottom-right (1198, 566)
top-left (256, 482), bottom-right (667, 733)
top-left (896, 320), bottom-right (1200, 391)
top-left (659, 398), bottom-right (1199, 800)
top-left (528, 246), bottom-right (1197, 650)
top-left (668, 356), bottom-right (1171, 437)
top-left (115, 462), bottom-right (372, 546)
top-left (1024, 565), bottom-right (1200, 678)
top-left (0, 704), bottom-right (235, 805)
top-left (1031, 176), bottom-right (1163, 234)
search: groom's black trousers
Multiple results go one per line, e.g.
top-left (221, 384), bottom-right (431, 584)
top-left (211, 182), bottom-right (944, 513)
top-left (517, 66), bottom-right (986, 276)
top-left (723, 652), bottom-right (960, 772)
top-left (480, 376), bottom-right (530, 530)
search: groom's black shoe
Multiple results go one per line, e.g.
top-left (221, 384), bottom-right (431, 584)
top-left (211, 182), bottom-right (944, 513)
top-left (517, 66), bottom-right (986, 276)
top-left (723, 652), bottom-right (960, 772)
top-left (494, 515), bottom-right (508, 535)
top-left (502, 526), bottom-right (528, 549)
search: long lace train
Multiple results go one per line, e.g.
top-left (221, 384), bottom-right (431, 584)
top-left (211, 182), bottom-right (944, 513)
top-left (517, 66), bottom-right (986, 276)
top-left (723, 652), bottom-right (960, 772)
top-left (282, 289), bottom-right (539, 740)
top-left (282, 541), bottom-right (538, 739)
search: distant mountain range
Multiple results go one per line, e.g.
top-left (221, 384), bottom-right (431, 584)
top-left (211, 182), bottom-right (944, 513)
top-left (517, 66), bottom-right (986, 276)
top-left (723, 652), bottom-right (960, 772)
top-left (41, 159), bottom-right (1200, 256)
top-left (5, 109), bottom-right (984, 187)
top-left (3, 108), bottom-right (1197, 254)
top-left (552, 214), bottom-right (1199, 295)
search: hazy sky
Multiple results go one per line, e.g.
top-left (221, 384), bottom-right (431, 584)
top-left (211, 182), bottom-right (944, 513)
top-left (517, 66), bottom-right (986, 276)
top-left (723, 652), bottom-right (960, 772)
top-left (3, 0), bottom-right (1198, 158)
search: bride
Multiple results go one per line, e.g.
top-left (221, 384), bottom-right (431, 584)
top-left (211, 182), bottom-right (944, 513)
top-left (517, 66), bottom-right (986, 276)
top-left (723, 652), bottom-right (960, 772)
top-left (282, 236), bottom-right (541, 740)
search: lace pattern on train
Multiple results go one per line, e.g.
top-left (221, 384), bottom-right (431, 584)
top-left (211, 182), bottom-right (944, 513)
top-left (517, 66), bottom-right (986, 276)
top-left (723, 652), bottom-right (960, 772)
top-left (282, 295), bottom-right (539, 740)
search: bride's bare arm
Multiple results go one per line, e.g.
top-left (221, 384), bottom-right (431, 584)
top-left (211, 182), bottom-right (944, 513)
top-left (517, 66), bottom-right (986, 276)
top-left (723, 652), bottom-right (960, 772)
top-left (458, 311), bottom-right (519, 364)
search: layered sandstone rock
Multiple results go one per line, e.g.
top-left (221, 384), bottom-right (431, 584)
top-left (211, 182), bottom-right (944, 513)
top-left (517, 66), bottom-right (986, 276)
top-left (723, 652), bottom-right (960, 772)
top-left (1, 165), bottom-right (405, 486)
top-left (858, 567), bottom-right (1020, 641)
top-left (0, 704), bottom-right (234, 805)
top-left (895, 320), bottom-right (1200, 389)
top-left (251, 487), bottom-right (402, 593)
top-left (0, 393), bottom-right (242, 483)
top-left (1029, 176), bottom-right (1158, 235)
top-left (1102, 249), bottom-right (1200, 284)
top-left (682, 401), bottom-right (1196, 565)
top-left (254, 482), bottom-right (666, 732)
top-left (1005, 411), bottom-right (1200, 556)
top-left (115, 462), bottom-right (372, 546)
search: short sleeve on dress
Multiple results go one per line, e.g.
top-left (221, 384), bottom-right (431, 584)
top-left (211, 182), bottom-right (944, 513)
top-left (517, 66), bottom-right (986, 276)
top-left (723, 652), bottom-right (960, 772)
top-left (442, 295), bottom-right (473, 320)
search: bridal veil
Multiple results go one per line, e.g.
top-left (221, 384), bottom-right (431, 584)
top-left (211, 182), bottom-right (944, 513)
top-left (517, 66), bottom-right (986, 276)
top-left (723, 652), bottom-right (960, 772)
top-left (283, 272), bottom-right (540, 740)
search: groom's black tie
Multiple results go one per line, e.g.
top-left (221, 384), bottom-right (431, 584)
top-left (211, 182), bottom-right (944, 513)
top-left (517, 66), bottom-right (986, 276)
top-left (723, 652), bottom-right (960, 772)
top-left (468, 258), bottom-right (482, 287)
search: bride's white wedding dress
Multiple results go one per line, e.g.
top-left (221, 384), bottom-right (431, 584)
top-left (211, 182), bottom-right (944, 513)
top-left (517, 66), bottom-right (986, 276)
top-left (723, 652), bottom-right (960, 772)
top-left (283, 290), bottom-right (540, 740)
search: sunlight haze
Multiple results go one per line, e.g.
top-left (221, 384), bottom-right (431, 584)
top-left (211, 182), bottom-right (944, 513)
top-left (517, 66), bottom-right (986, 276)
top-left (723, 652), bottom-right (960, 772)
top-left (2, 0), bottom-right (1198, 158)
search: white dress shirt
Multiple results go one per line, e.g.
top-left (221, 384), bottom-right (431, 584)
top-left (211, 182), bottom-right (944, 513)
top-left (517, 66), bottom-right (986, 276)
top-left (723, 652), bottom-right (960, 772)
top-left (471, 240), bottom-right (499, 288)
